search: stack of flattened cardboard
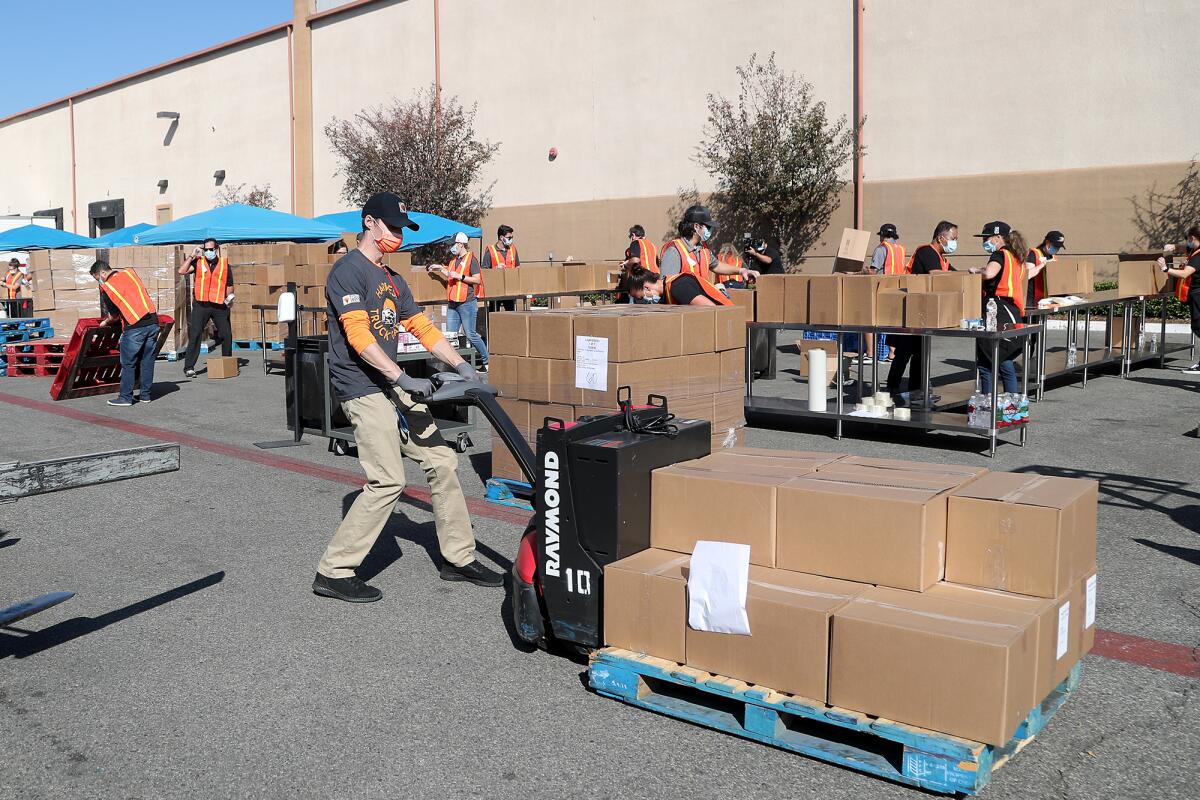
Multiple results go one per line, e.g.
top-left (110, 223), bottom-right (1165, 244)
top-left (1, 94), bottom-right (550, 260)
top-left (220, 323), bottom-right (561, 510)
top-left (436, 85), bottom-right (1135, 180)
top-left (604, 451), bottom-right (1099, 746)
top-left (487, 305), bottom-right (749, 480)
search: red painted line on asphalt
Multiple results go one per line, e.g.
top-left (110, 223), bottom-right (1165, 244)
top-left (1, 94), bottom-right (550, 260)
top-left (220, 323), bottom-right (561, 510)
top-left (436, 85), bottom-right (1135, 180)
top-left (0, 391), bottom-right (532, 527)
top-left (1092, 628), bottom-right (1200, 678)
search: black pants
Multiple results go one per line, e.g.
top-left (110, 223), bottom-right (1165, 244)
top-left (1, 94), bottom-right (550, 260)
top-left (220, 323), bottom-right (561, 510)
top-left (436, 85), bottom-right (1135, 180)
top-left (184, 301), bottom-right (232, 370)
top-left (886, 335), bottom-right (926, 395)
top-left (976, 299), bottom-right (1023, 390)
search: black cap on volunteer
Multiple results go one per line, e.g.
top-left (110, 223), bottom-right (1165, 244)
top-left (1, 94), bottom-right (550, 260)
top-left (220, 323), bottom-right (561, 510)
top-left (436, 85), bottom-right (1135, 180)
top-left (974, 221), bottom-right (1011, 238)
top-left (682, 204), bottom-right (719, 230)
top-left (1045, 230), bottom-right (1066, 249)
top-left (878, 223), bottom-right (899, 239)
top-left (362, 192), bottom-right (420, 232)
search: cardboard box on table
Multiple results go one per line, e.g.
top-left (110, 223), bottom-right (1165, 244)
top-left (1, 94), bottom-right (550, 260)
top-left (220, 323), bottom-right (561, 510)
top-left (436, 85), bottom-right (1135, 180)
top-left (900, 274), bottom-right (931, 293)
top-left (479, 268), bottom-right (510, 297)
top-left (1116, 258), bottom-right (1172, 297)
top-left (905, 291), bottom-right (964, 329)
top-left (829, 585), bottom-right (1039, 746)
top-left (775, 461), bottom-right (984, 590)
top-left (877, 289), bottom-right (907, 327)
top-left (687, 568), bottom-right (866, 701)
top-left (1043, 257), bottom-right (1094, 297)
top-left (782, 276), bottom-right (811, 324)
top-left (840, 275), bottom-right (889, 326)
top-left (604, 548), bottom-right (690, 663)
top-left (807, 275), bottom-right (843, 325)
top-left (754, 275), bottom-right (786, 322)
top-left (728, 287), bottom-right (756, 320)
top-left (518, 266), bottom-right (565, 296)
top-left (945, 472), bottom-right (1099, 599)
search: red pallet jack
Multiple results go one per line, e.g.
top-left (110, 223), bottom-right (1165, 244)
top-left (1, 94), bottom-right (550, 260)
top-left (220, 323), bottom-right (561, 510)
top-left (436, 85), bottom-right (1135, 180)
top-left (49, 316), bottom-right (175, 400)
top-left (420, 373), bottom-right (711, 653)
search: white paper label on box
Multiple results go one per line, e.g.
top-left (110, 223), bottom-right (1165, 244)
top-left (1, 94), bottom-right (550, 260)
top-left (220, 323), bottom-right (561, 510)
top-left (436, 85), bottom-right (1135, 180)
top-left (1056, 601), bottom-right (1071, 660)
top-left (575, 335), bottom-right (608, 391)
top-left (1085, 575), bottom-right (1097, 628)
top-left (687, 540), bottom-right (751, 635)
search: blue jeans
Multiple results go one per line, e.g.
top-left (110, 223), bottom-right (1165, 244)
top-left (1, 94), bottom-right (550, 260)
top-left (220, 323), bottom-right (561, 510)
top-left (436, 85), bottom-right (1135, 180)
top-left (978, 359), bottom-right (1019, 394)
top-left (446, 298), bottom-right (488, 364)
top-left (119, 323), bottom-right (160, 402)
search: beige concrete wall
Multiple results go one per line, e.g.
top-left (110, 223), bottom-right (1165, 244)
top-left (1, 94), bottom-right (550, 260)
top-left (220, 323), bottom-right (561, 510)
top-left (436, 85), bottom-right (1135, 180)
top-left (0, 105), bottom-right (74, 225)
top-left (70, 32), bottom-right (293, 229)
top-left (440, 0), bottom-right (854, 208)
top-left (864, 0), bottom-right (1200, 181)
top-left (311, 0), bottom-right (436, 215)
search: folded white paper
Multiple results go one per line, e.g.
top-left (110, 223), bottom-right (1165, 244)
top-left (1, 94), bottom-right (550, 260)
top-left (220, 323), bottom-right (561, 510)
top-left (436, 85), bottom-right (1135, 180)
top-left (687, 540), bottom-right (751, 635)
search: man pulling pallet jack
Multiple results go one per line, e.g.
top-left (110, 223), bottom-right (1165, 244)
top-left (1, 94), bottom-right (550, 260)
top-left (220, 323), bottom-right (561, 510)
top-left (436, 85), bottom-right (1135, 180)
top-left (312, 192), bottom-right (502, 603)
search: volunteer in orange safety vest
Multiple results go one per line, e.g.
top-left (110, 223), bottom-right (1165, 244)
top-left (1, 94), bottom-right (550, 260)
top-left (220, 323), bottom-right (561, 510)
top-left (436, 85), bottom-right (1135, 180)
top-left (179, 237), bottom-right (234, 378)
top-left (968, 221), bottom-right (1027, 394)
top-left (1159, 225), bottom-right (1200, 374)
top-left (428, 231), bottom-right (488, 371)
top-left (91, 260), bottom-right (160, 406)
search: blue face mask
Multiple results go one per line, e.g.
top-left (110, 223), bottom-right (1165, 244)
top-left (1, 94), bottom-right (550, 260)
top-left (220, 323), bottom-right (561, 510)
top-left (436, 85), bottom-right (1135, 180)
top-left (943, 238), bottom-right (958, 255)
top-left (699, 225), bottom-right (713, 243)
top-left (982, 240), bottom-right (998, 254)
top-left (1044, 244), bottom-right (1058, 256)
top-left (204, 249), bottom-right (217, 260)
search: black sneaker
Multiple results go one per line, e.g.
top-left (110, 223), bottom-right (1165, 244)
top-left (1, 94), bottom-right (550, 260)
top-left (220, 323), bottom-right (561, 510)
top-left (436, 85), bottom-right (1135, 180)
top-left (312, 573), bottom-right (382, 603)
top-left (477, 363), bottom-right (489, 374)
top-left (440, 560), bottom-right (504, 587)
top-left (107, 398), bottom-right (135, 407)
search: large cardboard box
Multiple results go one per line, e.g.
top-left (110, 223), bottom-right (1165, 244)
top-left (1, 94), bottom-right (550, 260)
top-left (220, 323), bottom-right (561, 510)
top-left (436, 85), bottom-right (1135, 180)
top-left (563, 264), bottom-right (594, 293)
top-left (946, 472), bottom-right (1099, 598)
top-left (687, 568), bottom-right (866, 701)
top-left (1076, 571), bottom-right (1097, 657)
top-left (680, 307), bottom-right (717, 354)
top-left (783, 275), bottom-right (811, 324)
top-left (728, 288), bottom-right (756, 321)
top-left (1044, 257), bottom-right (1094, 296)
top-left (480, 268), bottom-right (510, 298)
top-left (829, 586), bottom-right (1038, 745)
top-left (491, 439), bottom-right (525, 481)
top-left (835, 456), bottom-right (987, 483)
top-left (927, 581), bottom-right (1077, 705)
top-left (580, 358), bottom-right (686, 407)
top-left (517, 357), bottom-right (551, 403)
top-left (527, 312), bottom-right (575, 360)
top-left (713, 388), bottom-right (744, 425)
top-left (547, 358), bottom-right (585, 405)
top-left (900, 274), bottom-right (931, 293)
top-left (687, 352), bottom-right (720, 396)
top-left (755, 275), bottom-right (786, 323)
top-left (718, 348), bottom-right (745, 392)
top-left (404, 266), bottom-right (446, 304)
top-left (529, 402), bottom-right (576, 427)
top-left (650, 465), bottom-right (792, 567)
top-left (776, 465), bottom-right (980, 590)
top-left (206, 356), bottom-right (239, 379)
top-left (834, 228), bottom-right (872, 273)
top-left (671, 394), bottom-right (716, 421)
top-left (807, 275), bottom-right (843, 325)
top-left (877, 289), bottom-right (906, 327)
top-left (488, 312), bottom-right (531, 356)
top-left (496, 397), bottom-right (531, 440)
top-left (714, 305), bottom-right (748, 350)
top-left (604, 549), bottom-right (689, 663)
top-left (1117, 260), bottom-right (1172, 297)
top-left (905, 291), bottom-right (963, 329)
top-left (678, 448), bottom-right (843, 476)
top-left (574, 311), bottom-right (683, 361)
top-left (517, 266), bottom-right (565, 295)
top-left (840, 275), bottom-right (885, 326)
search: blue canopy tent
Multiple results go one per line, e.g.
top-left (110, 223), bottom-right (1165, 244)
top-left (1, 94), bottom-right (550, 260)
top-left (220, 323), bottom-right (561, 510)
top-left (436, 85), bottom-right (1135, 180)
top-left (134, 204), bottom-right (343, 245)
top-left (92, 222), bottom-right (155, 247)
top-left (0, 225), bottom-right (96, 250)
top-left (313, 211), bottom-right (482, 251)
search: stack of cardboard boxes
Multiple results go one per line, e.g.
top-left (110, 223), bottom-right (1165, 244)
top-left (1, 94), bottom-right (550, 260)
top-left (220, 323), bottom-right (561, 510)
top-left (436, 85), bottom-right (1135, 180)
top-left (605, 450), bottom-right (1098, 746)
top-left (754, 272), bottom-right (985, 328)
top-left (488, 305), bottom-right (749, 480)
top-left (225, 243), bottom-right (340, 344)
top-left (27, 247), bottom-right (183, 346)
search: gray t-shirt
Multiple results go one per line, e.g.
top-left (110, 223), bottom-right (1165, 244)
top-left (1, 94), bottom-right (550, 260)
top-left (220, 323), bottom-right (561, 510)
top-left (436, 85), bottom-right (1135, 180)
top-left (325, 249), bottom-right (422, 401)
top-left (659, 239), bottom-right (705, 277)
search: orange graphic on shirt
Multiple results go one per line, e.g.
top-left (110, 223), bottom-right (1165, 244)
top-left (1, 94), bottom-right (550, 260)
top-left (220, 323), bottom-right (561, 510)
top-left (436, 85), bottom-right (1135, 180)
top-left (369, 282), bottom-right (400, 340)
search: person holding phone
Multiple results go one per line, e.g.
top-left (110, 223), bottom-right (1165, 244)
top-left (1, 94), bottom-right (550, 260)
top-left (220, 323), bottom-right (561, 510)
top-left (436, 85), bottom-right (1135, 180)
top-left (178, 238), bottom-right (234, 378)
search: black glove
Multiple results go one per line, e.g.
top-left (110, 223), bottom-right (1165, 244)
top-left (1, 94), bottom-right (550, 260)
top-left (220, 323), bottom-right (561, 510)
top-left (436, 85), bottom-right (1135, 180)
top-left (394, 372), bottom-right (433, 399)
top-left (454, 361), bottom-right (480, 382)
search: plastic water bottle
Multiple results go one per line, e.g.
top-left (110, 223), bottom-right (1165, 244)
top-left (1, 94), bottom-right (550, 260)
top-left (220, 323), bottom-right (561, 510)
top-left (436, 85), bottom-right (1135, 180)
top-left (1067, 343), bottom-right (1077, 367)
top-left (985, 299), bottom-right (998, 332)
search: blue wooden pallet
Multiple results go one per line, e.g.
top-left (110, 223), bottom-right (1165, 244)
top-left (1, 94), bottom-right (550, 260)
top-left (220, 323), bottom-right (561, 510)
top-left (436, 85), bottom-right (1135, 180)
top-left (0, 326), bottom-right (53, 344)
top-left (232, 340), bottom-right (284, 351)
top-left (484, 477), bottom-right (533, 511)
top-left (0, 317), bottom-right (50, 332)
top-left (589, 648), bottom-right (1082, 796)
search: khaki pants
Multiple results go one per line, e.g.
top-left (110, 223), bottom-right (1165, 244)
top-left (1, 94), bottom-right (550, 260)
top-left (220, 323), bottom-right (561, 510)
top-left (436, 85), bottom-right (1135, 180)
top-left (317, 390), bottom-right (476, 578)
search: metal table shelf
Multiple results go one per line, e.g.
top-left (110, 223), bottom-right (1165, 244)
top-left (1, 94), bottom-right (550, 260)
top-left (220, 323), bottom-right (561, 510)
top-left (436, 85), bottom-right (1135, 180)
top-left (746, 322), bottom-right (1040, 457)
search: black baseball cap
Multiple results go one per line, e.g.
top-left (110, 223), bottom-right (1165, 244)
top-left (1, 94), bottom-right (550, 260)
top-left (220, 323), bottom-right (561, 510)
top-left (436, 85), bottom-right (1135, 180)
top-left (362, 192), bottom-right (420, 232)
top-left (974, 221), bottom-right (1011, 238)
top-left (1045, 230), bottom-right (1066, 249)
top-left (878, 223), bottom-right (899, 239)
top-left (682, 204), bottom-right (719, 230)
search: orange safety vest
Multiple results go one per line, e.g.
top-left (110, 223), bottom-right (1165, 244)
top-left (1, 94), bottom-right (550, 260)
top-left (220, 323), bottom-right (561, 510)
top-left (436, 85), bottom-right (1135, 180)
top-left (486, 243), bottom-right (518, 269)
top-left (716, 254), bottom-right (743, 285)
top-left (881, 241), bottom-right (907, 275)
top-left (1028, 246), bottom-right (1048, 304)
top-left (990, 249), bottom-right (1026, 314)
top-left (663, 238), bottom-right (713, 282)
top-left (663, 273), bottom-right (733, 306)
top-left (631, 238), bottom-right (660, 274)
top-left (1175, 247), bottom-right (1199, 302)
top-left (3, 270), bottom-right (24, 300)
top-left (100, 269), bottom-right (156, 325)
top-left (907, 243), bottom-right (948, 273)
top-left (446, 251), bottom-right (479, 303)
top-left (193, 255), bottom-right (229, 304)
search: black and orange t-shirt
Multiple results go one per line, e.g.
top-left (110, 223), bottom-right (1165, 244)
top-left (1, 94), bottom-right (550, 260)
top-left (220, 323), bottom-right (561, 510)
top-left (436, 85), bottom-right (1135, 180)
top-left (326, 250), bottom-right (423, 401)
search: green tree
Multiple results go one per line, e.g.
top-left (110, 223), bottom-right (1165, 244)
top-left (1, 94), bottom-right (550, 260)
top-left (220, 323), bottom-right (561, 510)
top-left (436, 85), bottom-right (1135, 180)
top-left (677, 53), bottom-right (861, 267)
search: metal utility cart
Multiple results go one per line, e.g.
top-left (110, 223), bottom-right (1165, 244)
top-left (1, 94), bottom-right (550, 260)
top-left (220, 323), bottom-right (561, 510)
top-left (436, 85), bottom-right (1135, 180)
top-left (745, 322), bottom-right (1041, 457)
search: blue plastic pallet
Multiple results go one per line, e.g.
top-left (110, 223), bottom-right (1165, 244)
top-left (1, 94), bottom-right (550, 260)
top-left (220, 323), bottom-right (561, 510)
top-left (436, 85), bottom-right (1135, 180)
top-left (0, 326), bottom-right (53, 345)
top-left (232, 340), bottom-right (284, 351)
top-left (0, 317), bottom-right (50, 332)
top-left (484, 477), bottom-right (533, 511)
top-left (589, 647), bottom-right (1082, 796)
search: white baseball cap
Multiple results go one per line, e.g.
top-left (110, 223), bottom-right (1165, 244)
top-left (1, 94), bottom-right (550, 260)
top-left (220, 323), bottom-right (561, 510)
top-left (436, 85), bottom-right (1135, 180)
top-left (453, 232), bottom-right (469, 244)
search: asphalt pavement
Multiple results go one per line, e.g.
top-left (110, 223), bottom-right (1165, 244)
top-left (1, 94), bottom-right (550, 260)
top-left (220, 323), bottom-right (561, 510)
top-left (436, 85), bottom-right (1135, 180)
top-left (1, 340), bottom-right (1197, 799)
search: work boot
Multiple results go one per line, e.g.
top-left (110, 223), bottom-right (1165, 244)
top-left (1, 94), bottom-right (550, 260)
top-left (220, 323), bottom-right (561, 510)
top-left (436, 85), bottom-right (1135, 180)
top-left (440, 560), bottom-right (504, 587)
top-left (312, 573), bottom-right (382, 603)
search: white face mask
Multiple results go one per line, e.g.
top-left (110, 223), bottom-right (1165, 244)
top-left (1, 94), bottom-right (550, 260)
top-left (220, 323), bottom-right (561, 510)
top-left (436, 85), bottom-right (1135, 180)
top-left (450, 244), bottom-right (461, 256)
top-left (502, 236), bottom-right (513, 247)
top-left (943, 238), bottom-right (958, 255)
